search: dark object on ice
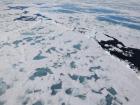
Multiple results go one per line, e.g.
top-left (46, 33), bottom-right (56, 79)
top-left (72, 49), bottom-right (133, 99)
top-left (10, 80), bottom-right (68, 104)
top-left (95, 34), bottom-right (140, 71)
top-left (23, 11), bottom-right (28, 14)
top-left (107, 87), bottom-right (117, 95)
top-left (65, 88), bottom-right (73, 95)
top-left (33, 51), bottom-right (46, 60)
top-left (34, 13), bottom-right (46, 18)
top-left (14, 16), bottom-right (37, 21)
top-left (14, 13), bottom-right (51, 21)
top-left (105, 94), bottom-right (113, 105)
top-left (0, 80), bottom-right (8, 96)
top-left (68, 73), bottom-right (100, 83)
top-left (34, 13), bottom-right (52, 20)
top-left (51, 81), bottom-right (62, 95)
top-left (91, 88), bottom-right (104, 94)
top-left (32, 101), bottom-right (43, 105)
top-left (125, 97), bottom-right (129, 102)
top-left (29, 67), bottom-right (53, 80)
top-left (8, 6), bottom-right (28, 10)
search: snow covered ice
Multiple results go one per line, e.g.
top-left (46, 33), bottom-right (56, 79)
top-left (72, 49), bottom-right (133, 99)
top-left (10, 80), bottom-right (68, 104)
top-left (0, 0), bottom-right (140, 105)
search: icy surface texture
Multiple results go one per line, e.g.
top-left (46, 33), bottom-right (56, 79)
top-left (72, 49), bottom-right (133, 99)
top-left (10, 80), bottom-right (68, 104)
top-left (0, 0), bottom-right (140, 105)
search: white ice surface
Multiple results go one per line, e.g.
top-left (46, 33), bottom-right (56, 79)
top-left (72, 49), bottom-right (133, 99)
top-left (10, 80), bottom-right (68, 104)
top-left (0, 0), bottom-right (140, 105)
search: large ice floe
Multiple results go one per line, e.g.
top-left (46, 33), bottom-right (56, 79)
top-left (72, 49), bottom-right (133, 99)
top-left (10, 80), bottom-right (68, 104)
top-left (0, 0), bottom-right (140, 105)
